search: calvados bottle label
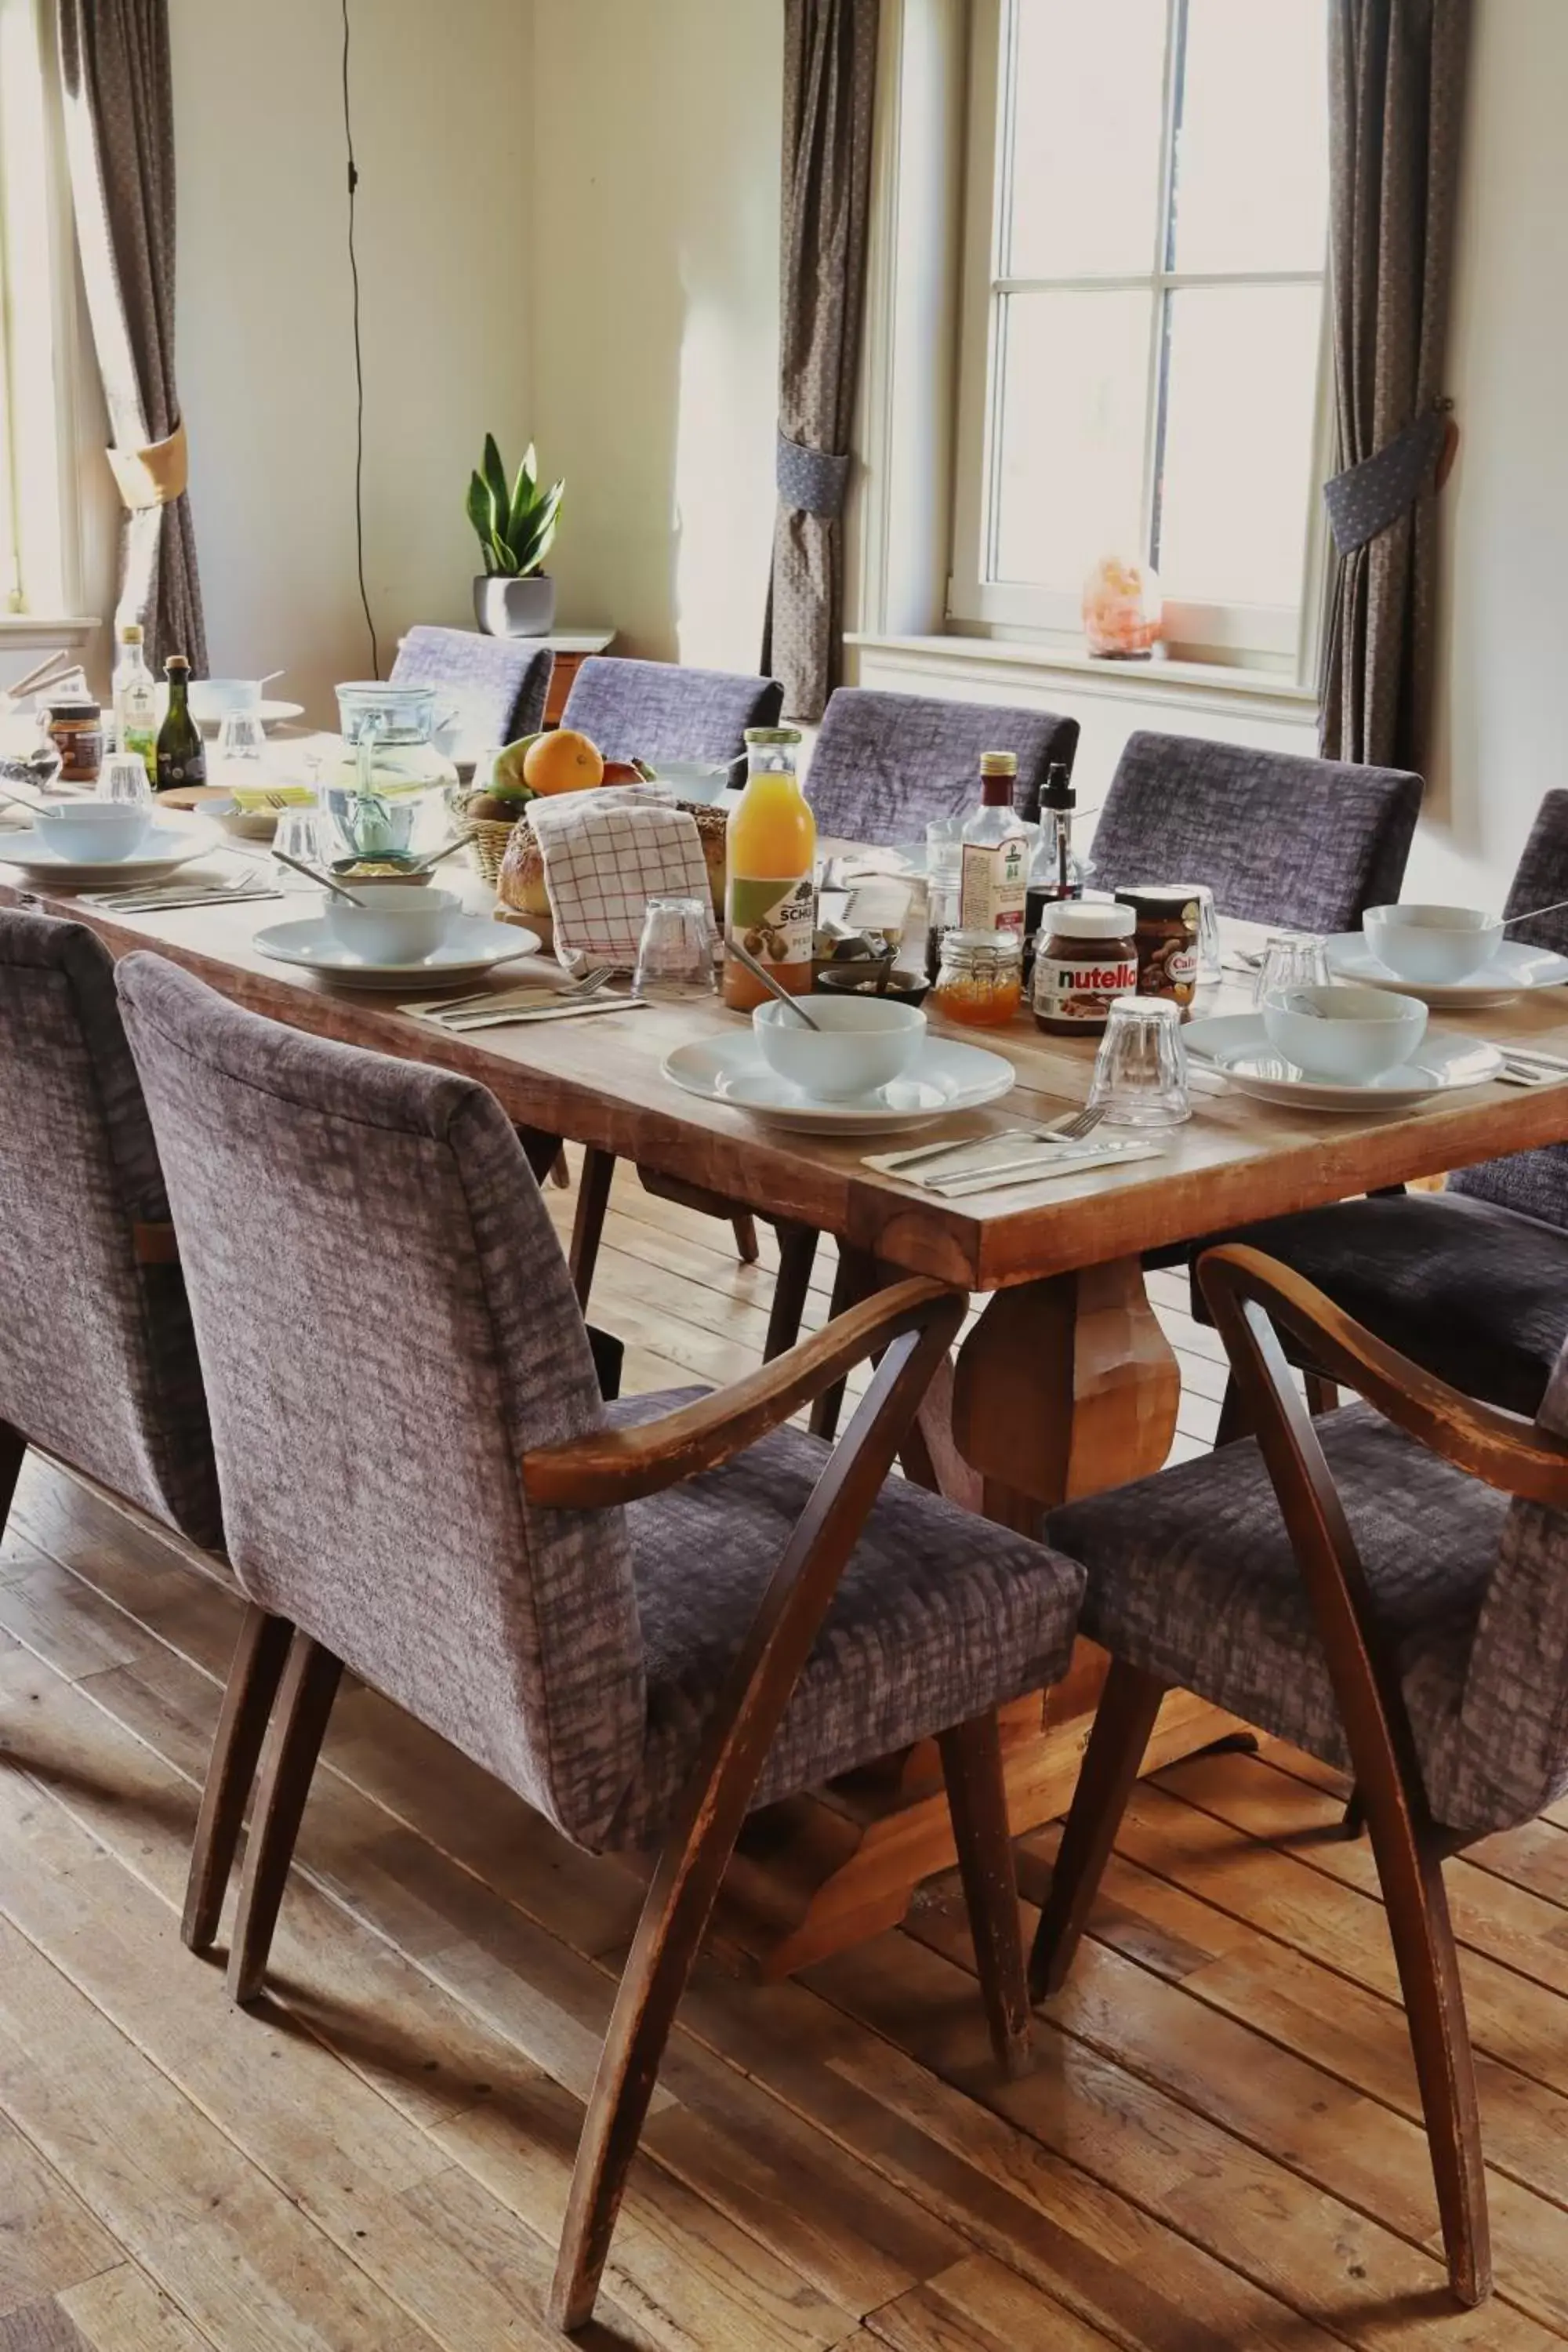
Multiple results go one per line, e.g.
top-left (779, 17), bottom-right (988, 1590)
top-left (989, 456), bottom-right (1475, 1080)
top-left (1033, 951), bottom-right (1140, 1023)
top-left (959, 839), bottom-right (1027, 935)
top-left (727, 874), bottom-right (814, 969)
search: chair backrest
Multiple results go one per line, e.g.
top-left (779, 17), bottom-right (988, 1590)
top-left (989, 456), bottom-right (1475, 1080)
top-left (115, 954), bottom-right (645, 1850)
top-left (1448, 789), bottom-right (1568, 1226)
top-left (560, 656), bottom-right (783, 768)
top-left (0, 909), bottom-right (220, 1546)
top-left (1087, 731), bottom-right (1423, 930)
top-left (389, 626), bottom-right (554, 760)
top-left (1434, 1333), bottom-right (1568, 1837)
top-left (804, 688), bottom-right (1080, 845)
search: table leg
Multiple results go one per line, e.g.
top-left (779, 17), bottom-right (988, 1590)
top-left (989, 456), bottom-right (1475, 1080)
top-left (711, 1257), bottom-right (1243, 1977)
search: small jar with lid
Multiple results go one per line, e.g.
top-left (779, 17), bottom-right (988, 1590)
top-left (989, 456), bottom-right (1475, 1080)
top-left (1033, 902), bottom-right (1139, 1035)
top-left (1122, 886), bottom-right (1201, 1014)
top-left (932, 927), bottom-right (1022, 1028)
top-left (45, 697), bottom-right (103, 786)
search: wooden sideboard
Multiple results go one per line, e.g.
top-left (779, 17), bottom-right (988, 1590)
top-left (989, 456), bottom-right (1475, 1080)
top-left (540, 629), bottom-right (616, 725)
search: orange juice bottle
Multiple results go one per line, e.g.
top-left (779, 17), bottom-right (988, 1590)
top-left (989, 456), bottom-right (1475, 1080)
top-left (722, 727), bottom-right (815, 1011)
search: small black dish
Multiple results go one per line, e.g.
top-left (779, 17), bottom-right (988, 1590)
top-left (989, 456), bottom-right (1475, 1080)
top-left (814, 964), bottom-right (931, 1009)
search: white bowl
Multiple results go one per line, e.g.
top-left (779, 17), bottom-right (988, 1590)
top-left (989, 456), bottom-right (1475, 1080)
top-left (31, 800), bottom-right (154, 862)
top-left (322, 884), bottom-right (461, 964)
top-left (753, 993), bottom-right (926, 1101)
top-left (1363, 902), bottom-right (1504, 985)
top-left (188, 679), bottom-right (263, 728)
top-left (1261, 982), bottom-right (1428, 1083)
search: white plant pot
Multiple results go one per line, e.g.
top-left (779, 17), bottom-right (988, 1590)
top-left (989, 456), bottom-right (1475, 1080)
top-left (473, 574), bottom-right (557, 637)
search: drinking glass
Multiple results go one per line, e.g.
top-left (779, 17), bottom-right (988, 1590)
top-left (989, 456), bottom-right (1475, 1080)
top-left (271, 807), bottom-right (326, 893)
top-left (1172, 881), bottom-right (1223, 982)
top-left (101, 753), bottom-right (152, 806)
top-left (1087, 994), bottom-right (1191, 1127)
top-left (633, 895), bottom-right (717, 1000)
top-left (215, 708), bottom-right (267, 772)
top-left (1252, 932), bottom-right (1330, 1007)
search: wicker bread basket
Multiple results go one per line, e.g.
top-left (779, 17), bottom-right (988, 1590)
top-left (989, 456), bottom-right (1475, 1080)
top-left (458, 794), bottom-right (523, 889)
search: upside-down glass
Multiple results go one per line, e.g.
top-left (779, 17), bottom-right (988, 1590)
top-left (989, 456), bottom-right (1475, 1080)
top-left (1087, 994), bottom-right (1192, 1127)
top-left (633, 895), bottom-right (717, 1001)
top-left (215, 707), bottom-right (268, 774)
top-left (1252, 931), bottom-right (1330, 1007)
top-left (101, 753), bottom-right (152, 806)
top-left (271, 806), bottom-right (326, 893)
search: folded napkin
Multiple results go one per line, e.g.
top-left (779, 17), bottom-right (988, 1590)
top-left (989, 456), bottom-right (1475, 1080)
top-left (528, 782), bottom-right (710, 969)
top-left (863, 1131), bottom-right (1165, 1199)
top-left (79, 878), bottom-right (283, 912)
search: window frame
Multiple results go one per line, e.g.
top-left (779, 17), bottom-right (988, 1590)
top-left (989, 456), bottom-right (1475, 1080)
top-left (947, 0), bottom-right (1336, 678)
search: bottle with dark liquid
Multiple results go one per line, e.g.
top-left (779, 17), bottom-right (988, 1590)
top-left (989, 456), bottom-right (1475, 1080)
top-left (1023, 761), bottom-right (1084, 988)
top-left (155, 654), bottom-right (206, 793)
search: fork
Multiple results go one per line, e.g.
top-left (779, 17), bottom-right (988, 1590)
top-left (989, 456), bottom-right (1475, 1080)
top-left (423, 967), bottom-right (615, 1022)
top-left (1051, 1103), bottom-right (1106, 1142)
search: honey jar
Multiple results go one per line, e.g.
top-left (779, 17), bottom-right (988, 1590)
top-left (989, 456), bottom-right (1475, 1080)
top-left (932, 928), bottom-right (1022, 1028)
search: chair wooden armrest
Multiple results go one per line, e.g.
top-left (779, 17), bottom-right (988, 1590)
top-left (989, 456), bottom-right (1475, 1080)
top-left (1198, 1244), bottom-right (1568, 1508)
top-left (521, 1275), bottom-right (966, 1507)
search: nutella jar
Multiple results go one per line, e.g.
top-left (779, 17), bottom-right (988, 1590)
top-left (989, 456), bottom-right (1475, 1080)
top-left (1032, 901), bottom-right (1139, 1035)
top-left (1123, 887), bottom-right (1201, 1013)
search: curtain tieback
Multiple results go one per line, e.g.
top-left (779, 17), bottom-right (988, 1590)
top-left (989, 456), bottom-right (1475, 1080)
top-left (776, 430), bottom-right (850, 517)
top-left (107, 421), bottom-right (188, 513)
top-left (1323, 407), bottom-right (1450, 555)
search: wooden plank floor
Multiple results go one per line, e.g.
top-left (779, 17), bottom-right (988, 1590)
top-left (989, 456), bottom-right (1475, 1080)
top-left (2, 1160), bottom-right (1564, 2347)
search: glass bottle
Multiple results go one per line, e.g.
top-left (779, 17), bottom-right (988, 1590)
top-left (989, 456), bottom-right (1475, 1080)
top-left (111, 622), bottom-right (158, 780)
top-left (958, 750), bottom-right (1029, 940)
top-left (1023, 760), bottom-right (1086, 986)
top-left (155, 654), bottom-right (206, 793)
top-left (722, 727), bottom-right (815, 1011)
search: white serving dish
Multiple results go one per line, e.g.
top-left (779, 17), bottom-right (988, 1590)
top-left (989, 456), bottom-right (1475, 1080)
top-left (1259, 982), bottom-right (1428, 1082)
top-left (322, 883), bottom-right (460, 964)
top-left (662, 1032), bottom-right (1014, 1134)
top-left (188, 679), bottom-right (261, 726)
top-left (648, 758), bottom-right (733, 804)
top-left (753, 993), bottom-right (925, 1100)
top-left (252, 913), bottom-right (539, 989)
top-left (1362, 902), bottom-right (1505, 985)
top-left (1185, 1011), bottom-right (1503, 1112)
top-left (154, 688), bottom-right (303, 734)
top-left (0, 818), bottom-right (209, 890)
top-left (1323, 932), bottom-right (1568, 1007)
top-left (31, 800), bottom-right (154, 862)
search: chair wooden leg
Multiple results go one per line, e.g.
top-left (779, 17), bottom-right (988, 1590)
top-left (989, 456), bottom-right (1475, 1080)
top-left (764, 1223), bottom-right (818, 1361)
top-left (808, 1250), bottom-right (878, 1439)
top-left (731, 1212), bottom-right (760, 1266)
top-left (1029, 1658), bottom-right (1167, 2002)
top-left (1342, 1785), bottom-right (1367, 1839)
top-left (938, 1711), bottom-right (1031, 2078)
top-left (1303, 1370), bottom-right (1340, 1415)
top-left (569, 1147), bottom-right (616, 1310)
top-left (0, 1420), bottom-right (24, 1551)
top-left (226, 1633), bottom-right (342, 2007)
top-left (549, 1145), bottom-right (572, 1189)
top-left (1214, 1373), bottom-right (1252, 1446)
top-left (182, 1605), bottom-right (293, 1954)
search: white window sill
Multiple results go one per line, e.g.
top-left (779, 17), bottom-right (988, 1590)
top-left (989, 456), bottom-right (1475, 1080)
top-left (845, 630), bottom-right (1319, 727)
top-left (0, 614), bottom-right (98, 641)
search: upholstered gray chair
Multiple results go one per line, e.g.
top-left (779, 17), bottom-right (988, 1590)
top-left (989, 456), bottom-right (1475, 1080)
top-left (560, 655), bottom-right (783, 771)
top-left (389, 625), bottom-right (554, 763)
top-left (0, 906), bottom-right (289, 1953)
top-left (1032, 1243), bottom-right (1568, 2314)
top-left (804, 687), bottom-right (1080, 845)
top-left (115, 950), bottom-right (1086, 2336)
top-left (1198, 790), bottom-right (1568, 1422)
top-left (1087, 731), bottom-right (1423, 930)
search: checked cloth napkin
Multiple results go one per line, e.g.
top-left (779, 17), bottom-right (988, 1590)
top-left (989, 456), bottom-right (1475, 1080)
top-left (529, 782), bottom-right (710, 967)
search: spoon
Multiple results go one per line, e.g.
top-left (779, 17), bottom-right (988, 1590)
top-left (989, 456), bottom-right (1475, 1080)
top-left (272, 849), bottom-right (366, 906)
top-left (372, 834), bottom-right (470, 879)
top-left (728, 936), bottom-right (820, 1029)
top-left (1504, 897), bottom-right (1568, 930)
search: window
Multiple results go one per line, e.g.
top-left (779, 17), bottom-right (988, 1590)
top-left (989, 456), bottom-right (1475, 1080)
top-left (0, 0), bottom-right (74, 616)
top-left (950, 0), bottom-right (1331, 668)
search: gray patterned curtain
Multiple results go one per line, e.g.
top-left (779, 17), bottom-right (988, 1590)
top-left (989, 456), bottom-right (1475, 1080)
top-left (57, 0), bottom-right (207, 673)
top-left (762, 0), bottom-right (878, 723)
top-left (1319, 0), bottom-right (1468, 770)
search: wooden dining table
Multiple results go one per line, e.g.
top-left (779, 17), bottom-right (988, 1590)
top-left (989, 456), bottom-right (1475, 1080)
top-left (10, 829), bottom-right (1568, 1976)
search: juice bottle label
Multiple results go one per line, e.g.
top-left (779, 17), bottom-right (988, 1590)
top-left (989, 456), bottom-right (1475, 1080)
top-left (960, 838), bottom-right (1027, 935)
top-left (727, 874), bottom-right (814, 971)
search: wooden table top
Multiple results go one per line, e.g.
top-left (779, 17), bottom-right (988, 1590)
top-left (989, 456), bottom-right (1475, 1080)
top-left (7, 839), bottom-right (1568, 1292)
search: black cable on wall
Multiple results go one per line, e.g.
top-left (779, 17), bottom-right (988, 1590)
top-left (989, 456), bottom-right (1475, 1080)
top-left (341, 0), bottom-right (380, 677)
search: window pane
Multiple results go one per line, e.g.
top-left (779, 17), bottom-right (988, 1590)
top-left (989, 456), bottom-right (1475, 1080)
top-left (1004, 0), bottom-right (1168, 279)
top-left (1156, 283), bottom-right (1323, 610)
top-left (1171, 0), bottom-right (1329, 274)
top-left (993, 288), bottom-right (1152, 592)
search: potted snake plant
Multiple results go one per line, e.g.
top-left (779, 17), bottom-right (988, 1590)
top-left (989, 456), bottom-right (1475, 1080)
top-left (467, 434), bottom-right (564, 636)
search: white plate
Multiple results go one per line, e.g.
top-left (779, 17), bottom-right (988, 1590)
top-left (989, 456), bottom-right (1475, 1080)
top-left (1325, 932), bottom-right (1568, 1007)
top-left (662, 1032), bottom-right (1014, 1134)
top-left (0, 819), bottom-right (212, 890)
top-left (154, 690), bottom-right (305, 733)
top-left (1185, 1011), bottom-right (1504, 1112)
top-left (253, 913), bottom-right (541, 989)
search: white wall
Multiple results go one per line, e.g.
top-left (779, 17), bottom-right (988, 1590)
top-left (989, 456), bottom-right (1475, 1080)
top-left (1414, 0), bottom-right (1568, 907)
top-left (167, 0), bottom-right (535, 724)
top-left (529, 0), bottom-right (782, 672)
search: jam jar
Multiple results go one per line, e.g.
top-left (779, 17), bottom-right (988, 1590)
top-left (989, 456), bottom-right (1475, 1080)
top-left (932, 928), bottom-right (1022, 1028)
top-left (1032, 901), bottom-right (1139, 1036)
top-left (45, 698), bottom-right (104, 786)
top-left (1123, 886), bottom-right (1201, 1013)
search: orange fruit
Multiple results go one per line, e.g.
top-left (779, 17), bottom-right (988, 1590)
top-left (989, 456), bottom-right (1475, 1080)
top-left (522, 728), bottom-right (604, 796)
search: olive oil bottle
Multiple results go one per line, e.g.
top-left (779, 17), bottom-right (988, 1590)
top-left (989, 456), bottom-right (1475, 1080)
top-left (155, 654), bottom-right (205, 793)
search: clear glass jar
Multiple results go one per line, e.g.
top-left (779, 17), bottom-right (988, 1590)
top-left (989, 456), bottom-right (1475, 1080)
top-left (932, 927), bottom-right (1023, 1028)
top-left (742, 725), bottom-right (801, 781)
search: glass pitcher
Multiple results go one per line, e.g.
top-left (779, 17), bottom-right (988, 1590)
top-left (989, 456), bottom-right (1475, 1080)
top-left (322, 681), bottom-right (459, 866)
